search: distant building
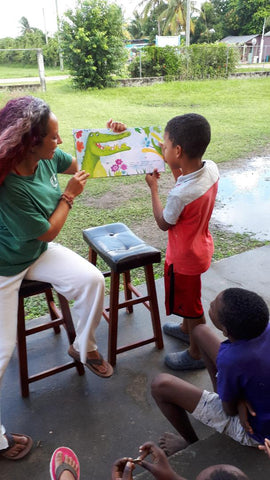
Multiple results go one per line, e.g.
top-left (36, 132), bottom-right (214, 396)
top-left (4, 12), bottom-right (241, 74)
top-left (155, 35), bottom-right (181, 47)
top-left (221, 34), bottom-right (270, 63)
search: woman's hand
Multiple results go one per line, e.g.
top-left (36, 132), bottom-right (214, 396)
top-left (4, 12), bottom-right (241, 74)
top-left (64, 170), bottom-right (89, 199)
top-left (111, 458), bottom-right (135, 480)
top-left (107, 118), bottom-right (127, 133)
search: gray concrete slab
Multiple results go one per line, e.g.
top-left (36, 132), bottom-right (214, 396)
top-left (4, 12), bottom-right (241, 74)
top-left (1, 245), bottom-right (270, 480)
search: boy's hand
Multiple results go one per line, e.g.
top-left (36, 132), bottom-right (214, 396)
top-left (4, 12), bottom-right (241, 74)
top-left (111, 458), bottom-right (135, 480)
top-left (107, 118), bottom-right (127, 133)
top-left (238, 400), bottom-right (256, 435)
top-left (139, 442), bottom-right (180, 480)
top-left (145, 169), bottom-right (160, 190)
top-left (258, 438), bottom-right (270, 458)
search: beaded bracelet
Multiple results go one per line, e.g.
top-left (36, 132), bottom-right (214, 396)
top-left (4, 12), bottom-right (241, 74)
top-left (60, 193), bottom-right (74, 209)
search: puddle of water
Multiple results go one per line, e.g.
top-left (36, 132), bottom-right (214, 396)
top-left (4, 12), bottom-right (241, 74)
top-left (212, 156), bottom-right (270, 240)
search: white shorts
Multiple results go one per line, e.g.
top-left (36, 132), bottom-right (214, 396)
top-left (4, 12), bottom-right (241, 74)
top-left (192, 390), bottom-right (259, 447)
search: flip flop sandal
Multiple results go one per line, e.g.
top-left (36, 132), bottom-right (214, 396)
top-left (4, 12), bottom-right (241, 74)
top-left (50, 446), bottom-right (80, 480)
top-left (0, 432), bottom-right (33, 460)
top-left (68, 345), bottom-right (113, 378)
top-left (85, 354), bottom-right (113, 378)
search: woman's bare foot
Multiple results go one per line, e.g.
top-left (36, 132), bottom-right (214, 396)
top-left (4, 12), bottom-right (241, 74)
top-left (158, 432), bottom-right (189, 457)
top-left (55, 451), bottom-right (79, 480)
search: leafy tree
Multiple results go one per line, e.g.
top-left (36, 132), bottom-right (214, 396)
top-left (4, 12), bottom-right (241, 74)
top-left (208, 0), bottom-right (270, 36)
top-left (192, 1), bottom-right (223, 43)
top-left (60, 0), bottom-right (127, 89)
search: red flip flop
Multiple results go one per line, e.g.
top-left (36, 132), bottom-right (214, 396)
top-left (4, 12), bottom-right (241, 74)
top-left (50, 446), bottom-right (80, 480)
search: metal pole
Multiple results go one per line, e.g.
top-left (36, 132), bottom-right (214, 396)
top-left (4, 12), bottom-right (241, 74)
top-left (186, 0), bottom-right (191, 47)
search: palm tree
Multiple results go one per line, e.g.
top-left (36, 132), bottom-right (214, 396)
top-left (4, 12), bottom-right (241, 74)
top-left (128, 10), bottom-right (145, 39)
top-left (139, 0), bottom-right (167, 35)
top-left (159, 0), bottom-right (195, 36)
top-left (19, 17), bottom-right (34, 35)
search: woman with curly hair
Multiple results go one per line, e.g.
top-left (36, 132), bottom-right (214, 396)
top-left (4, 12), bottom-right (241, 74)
top-left (0, 96), bottom-right (123, 460)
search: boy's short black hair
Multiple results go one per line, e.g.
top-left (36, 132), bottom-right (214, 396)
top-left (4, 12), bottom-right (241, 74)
top-left (165, 113), bottom-right (211, 159)
top-left (208, 469), bottom-right (248, 480)
top-left (219, 288), bottom-right (269, 340)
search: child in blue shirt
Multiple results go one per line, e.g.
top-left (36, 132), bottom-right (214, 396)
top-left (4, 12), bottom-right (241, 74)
top-left (151, 288), bottom-right (270, 456)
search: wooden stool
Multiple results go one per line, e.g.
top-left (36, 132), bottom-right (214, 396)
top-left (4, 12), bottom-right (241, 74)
top-left (17, 279), bottom-right (85, 397)
top-left (83, 222), bottom-right (164, 366)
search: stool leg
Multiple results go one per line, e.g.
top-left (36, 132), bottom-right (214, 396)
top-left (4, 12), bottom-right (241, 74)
top-left (57, 293), bottom-right (85, 376)
top-left (123, 270), bottom-right (133, 314)
top-left (88, 248), bottom-right (97, 266)
top-left (108, 271), bottom-right (120, 366)
top-left (45, 288), bottom-right (61, 334)
top-left (17, 297), bottom-right (30, 397)
top-left (144, 264), bottom-right (164, 349)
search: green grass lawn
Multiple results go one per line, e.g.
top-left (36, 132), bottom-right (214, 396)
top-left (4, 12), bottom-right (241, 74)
top-left (0, 63), bottom-right (69, 78)
top-left (0, 76), bottom-right (269, 317)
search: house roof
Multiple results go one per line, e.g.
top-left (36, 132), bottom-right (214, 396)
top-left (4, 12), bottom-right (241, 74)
top-left (221, 35), bottom-right (258, 45)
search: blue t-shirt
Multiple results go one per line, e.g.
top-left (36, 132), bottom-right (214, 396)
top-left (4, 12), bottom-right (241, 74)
top-left (217, 323), bottom-right (270, 443)
top-left (0, 148), bottom-right (72, 276)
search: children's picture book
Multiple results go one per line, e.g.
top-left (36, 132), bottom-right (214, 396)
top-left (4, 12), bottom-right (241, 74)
top-left (73, 126), bottom-right (165, 178)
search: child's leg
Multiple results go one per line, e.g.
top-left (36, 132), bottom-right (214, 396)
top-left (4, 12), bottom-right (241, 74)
top-left (151, 373), bottom-right (202, 445)
top-left (187, 314), bottom-right (206, 359)
top-left (192, 324), bottom-right (221, 392)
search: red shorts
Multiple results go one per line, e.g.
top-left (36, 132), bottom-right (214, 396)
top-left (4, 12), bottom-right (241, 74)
top-left (164, 262), bottom-right (204, 319)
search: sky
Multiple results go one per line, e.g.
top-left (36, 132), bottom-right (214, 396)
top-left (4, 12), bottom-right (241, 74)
top-left (0, 0), bottom-right (204, 39)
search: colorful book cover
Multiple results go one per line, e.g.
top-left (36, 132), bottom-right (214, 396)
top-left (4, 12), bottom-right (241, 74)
top-left (73, 126), bottom-right (165, 178)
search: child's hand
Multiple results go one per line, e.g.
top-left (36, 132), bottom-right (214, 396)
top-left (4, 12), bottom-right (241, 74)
top-left (107, 118), bottom-right (127, 133)
top-left (111, 458), bottom-right (135, 480)
top-left (138, 442), bottom-right (179, 480)
top-left (238, 400), bottom-right (256, 435)
top-left (145, 169), bottom-right (160, 189)
top-left (258, 438), bottom-right (270, 458)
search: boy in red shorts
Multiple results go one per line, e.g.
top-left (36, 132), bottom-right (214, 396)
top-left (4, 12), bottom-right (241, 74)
top-left (145, 113), bottom-right (219, 370)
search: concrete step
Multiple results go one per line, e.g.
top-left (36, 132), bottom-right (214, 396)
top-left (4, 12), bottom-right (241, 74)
top-left (134, 433), bottom-right (270, 480)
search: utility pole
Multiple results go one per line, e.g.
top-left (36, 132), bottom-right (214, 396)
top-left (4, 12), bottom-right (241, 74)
top-left (259, 17), bottom-right (266, 64)
top-left (42, 8), bottom-right (48, 44)
top-left (55, 0), bottom-right (64, 71)
top-left (186, 0), bottom-right (191, 47)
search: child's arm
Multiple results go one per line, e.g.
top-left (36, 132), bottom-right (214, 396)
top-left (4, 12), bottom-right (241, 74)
top-left (139, 442), bottom-right (187, 480)
top-left (111, 458), bottom-right (135, 479)
top-left (258, 438), bottom-right (270, 457)
top-left (145, 171), bottom-right (173, 232)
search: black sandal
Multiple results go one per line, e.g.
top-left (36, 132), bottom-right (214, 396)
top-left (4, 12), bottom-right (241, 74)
top-left (0, 432), bottom-right (33, 460)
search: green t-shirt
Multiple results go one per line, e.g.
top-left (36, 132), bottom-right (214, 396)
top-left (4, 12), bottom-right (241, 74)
top-left (0, 148), bottom-right (72, 276)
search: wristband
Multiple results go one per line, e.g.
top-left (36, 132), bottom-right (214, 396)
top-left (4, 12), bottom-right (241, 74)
top-left (60, 193), bottom-right (74, 209)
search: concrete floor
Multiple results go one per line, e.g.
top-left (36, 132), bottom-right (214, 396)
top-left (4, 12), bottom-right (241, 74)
top-left (1, 244), bottom-right (270, 480)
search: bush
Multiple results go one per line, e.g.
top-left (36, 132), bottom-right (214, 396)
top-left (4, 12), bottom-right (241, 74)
top-left (61, 0), bottom-right (127, 89)
top-left (128, 43), bottom-right (239, 80)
